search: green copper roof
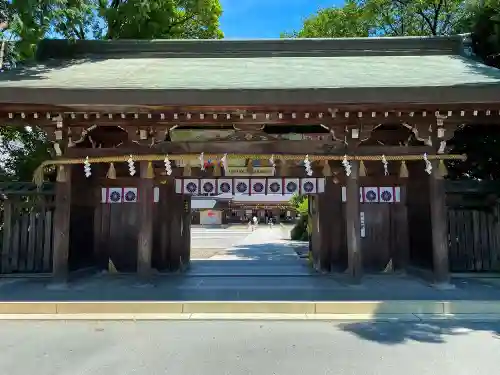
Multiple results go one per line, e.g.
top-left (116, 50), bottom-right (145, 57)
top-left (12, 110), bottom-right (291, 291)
top-left (0, 35), bottom-right (498, 106)
top-left (0, 54), bottom-right (498, 90)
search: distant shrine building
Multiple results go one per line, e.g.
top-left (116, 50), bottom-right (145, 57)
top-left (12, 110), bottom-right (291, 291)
top-left (0, 35), bottom-right (499, 283)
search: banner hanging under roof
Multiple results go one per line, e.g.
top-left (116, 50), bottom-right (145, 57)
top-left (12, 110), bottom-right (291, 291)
top-left (174, 178), bottom-right (325, 196)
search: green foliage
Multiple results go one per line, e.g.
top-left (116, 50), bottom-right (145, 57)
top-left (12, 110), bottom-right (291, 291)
top-left (290, 214), bottom-right (309, 241)
top-left (7, 0), bottom-right (223, 61)
top-left (100, 0), bottom-right (223, 39)
top-left (289, 194), bottom-right (309, 241)
top-left (297, 198), bottom-right (308, 216)
top-left (285, 0), bottom-right (469, 38)
top-left (0, 126), bottom-right (52, 182)
top-left (466, 0), bottom-right (500, 68)
top-left (281, 0), bottom-right (372, 38)
top-left (362, 0), bottom-right (468, 36)
top-left (289, 193), bottom-right (306, 209)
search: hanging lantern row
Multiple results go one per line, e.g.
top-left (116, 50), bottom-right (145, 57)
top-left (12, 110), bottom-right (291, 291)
top-left (39, 152), bottom-right (466, 186)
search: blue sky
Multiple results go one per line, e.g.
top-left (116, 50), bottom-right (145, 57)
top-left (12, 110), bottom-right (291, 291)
top-left (220, 0), bottom-right (342, 38)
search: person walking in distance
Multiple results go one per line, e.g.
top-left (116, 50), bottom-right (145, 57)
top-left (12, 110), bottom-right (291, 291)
top-left (252, 215), bottom-right (258, 231)
top-left (268, 216), bottom-right (274, 229)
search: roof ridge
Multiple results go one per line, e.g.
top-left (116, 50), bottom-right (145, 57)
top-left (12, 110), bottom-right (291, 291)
top-left (36, 35), bottom-right (468, 61)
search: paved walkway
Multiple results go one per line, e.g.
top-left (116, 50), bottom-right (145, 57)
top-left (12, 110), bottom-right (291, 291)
top-left (1, 227), bottom-right (500, 302)
top-left (188, 227), bottom-right (311, 276)
top-left (1, 271), bottom-right (500, 302)
top-left (190, 226), bottom-right (253, 260)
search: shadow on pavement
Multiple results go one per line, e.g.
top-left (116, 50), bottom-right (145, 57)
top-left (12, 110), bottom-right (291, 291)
top-left (2, 272), bottom-right (500, 302)
top-left (340, 319), bottom-right (500, 345)
top-left (202, 241), bottom-right (307, 261)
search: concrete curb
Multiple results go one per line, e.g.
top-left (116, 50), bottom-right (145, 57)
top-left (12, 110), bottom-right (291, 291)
top-left (0, 301), bottom-right (499, 320)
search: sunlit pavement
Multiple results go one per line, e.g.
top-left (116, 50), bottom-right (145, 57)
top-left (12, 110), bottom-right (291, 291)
top-left (1, 320), bottom-right (499, 375)
top-left (188, 226), bottom-right (311, 276)
top-left (190, 226), bottom-right (253, 258)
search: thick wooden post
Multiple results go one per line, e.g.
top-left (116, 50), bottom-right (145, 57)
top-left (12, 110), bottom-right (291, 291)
top-left (429, 160), bottom-right (450, 284)
top-left (137, 161), bottom-right (153, 278)
top-left (181, 196), bottom-right (191, 269)
top-left (318, 179), bottom-right (337, 271)
top-left (310, 195), bottom-right (321, 270)
top-left (346, 160), bottom-right (362, 281)
top-left (1, 199), bottom-right (12, 273)
top-left (158, 183), bottom-right (172, 270)
top-left (169, 192), bottom-right (183, 271)
top-left (52, 165), bottom-right (72, 281)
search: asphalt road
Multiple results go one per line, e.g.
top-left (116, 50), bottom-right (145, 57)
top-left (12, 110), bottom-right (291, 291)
top-left (1, 320), bottom-right (499, 375)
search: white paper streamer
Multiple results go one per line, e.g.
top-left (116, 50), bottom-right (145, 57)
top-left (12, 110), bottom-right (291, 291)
top-left (83, 156), bottom-right (91, 178)
top-left (382, 154), bottom-right (389, 176)
top-left (342, 155), bottom-right (351, 177)
top-left (423, 153), bottom-right (432, 175)
top-left (269, 154), bottom-right (276, 175)
top-left (164, 155), bottom-right (172, 176)
top-left (127, 155), bottom-right (136, 176)
top-left (199, 152), bottom-right (205, 171)
top-left (304, 155), bottom-right (313, 176)
top-left (221, 153), bottom-right (228, 171)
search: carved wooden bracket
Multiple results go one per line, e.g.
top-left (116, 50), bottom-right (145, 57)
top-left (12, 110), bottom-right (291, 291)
top-left (412, 123), bottom-right (433, 146)
top-left (344, 123), bottom-right (375, 146)
top-left (359, 124), bottom-right (376, 142)
top-left (327, 125), bottom-right (347, 144)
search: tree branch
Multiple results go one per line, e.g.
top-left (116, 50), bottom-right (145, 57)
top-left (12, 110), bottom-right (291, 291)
top-left (165, 13), bottom-right (196, 34)
top-left (432, 0), bottom-right (444, 34)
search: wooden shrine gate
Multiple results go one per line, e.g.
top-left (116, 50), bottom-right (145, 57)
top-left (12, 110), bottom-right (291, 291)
top-left (0, 36), bottom-right (499, 284)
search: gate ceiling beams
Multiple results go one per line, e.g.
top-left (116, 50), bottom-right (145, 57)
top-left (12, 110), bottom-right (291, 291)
top-left (1, 108), bottom-right (499, 128)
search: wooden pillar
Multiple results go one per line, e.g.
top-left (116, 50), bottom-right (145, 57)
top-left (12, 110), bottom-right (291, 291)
top-left (169, 193), bottom-right (183, 271)
top-left (310, 195), bottom-right (321, 270)
top-left (1, 198), bottom-right (12, 273)
top-left (429, 160), bottom-right (450, 284)
top-left (180, 196), bottom-right (191, 269)
top-left (137, 161), bottom-right (153, 278)
top-left (158, 183), bottom-right (172, 270)
top-left (52, 165), bottom-right (72, 281)
top-left (307, 195), bottom-right (313, 254)
top-left (346, 161), bottom-right (362, 281)
top-left (318, 179), bottom-right (338, 272)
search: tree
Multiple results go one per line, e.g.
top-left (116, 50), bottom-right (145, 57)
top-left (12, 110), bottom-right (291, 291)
top-left (361, 0), bottom-right (468, 36)
top-left (7, 0), bottom-right (223, 60)
top-left (447, 125), bottom-right (500, 180)
top-left (285, 0), bottom-right (470, 38)
top-left (289, 194), bottom-right (309, 241)
top-left (100, 0), bottom-right (223, 39)
top-left (289, 193), bottom-right (306, 209)
top-left (0, 0), bottom-right (9, 31)
top-left (0, 126), bottom-right (51, 181)
top-left (281, 0), bottom-right (372, 38)
top-left (466, 0), bottom-right (500, 68)
top-left (8, 0), bottom-right (100, 61)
